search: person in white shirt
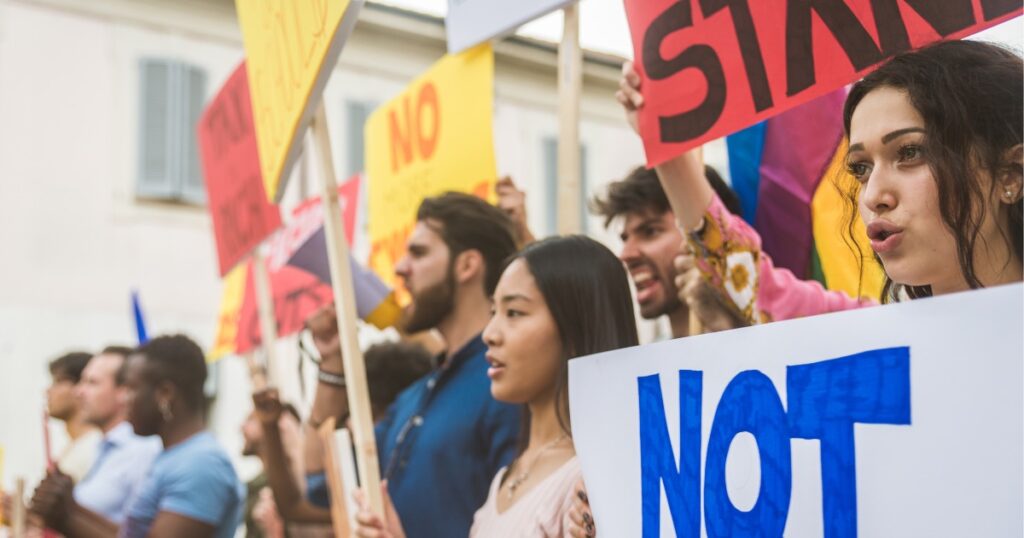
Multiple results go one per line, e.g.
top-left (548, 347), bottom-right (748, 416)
top-left (47, 351), bottom-right (102, 482)
top-left (73, 346), bottom-right (162, 524)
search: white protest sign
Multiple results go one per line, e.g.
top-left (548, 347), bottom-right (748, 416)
top-left (445, 0), bottom-right (575, 53)
top-left (569, 284), bottom-right (1023, 537)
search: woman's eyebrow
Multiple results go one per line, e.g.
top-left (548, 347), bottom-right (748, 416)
top-left (497, 293), bottom-right (532, 305)
top-left (848, 127), bottom-right (925, 154)
top-left (881, 127), bottom-right (925, 144)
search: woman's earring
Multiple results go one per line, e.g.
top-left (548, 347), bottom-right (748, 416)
top-left (159, 400), bottom-right (174, 422)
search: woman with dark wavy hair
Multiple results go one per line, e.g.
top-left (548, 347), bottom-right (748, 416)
top-left (353, 235), bottom-right (639, 537)
top-left (615, 39), bottom-right (1022, 323)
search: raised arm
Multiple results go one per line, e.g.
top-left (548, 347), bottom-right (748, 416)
top-left (616, 62), bottom-right (870, 323)
top-left (616, 61), bottom-right (713, 231)
top-left (254, 389), bottom-right (332, 524)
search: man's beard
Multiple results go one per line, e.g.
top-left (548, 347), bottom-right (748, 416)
top-left (403, 267), bottom-right (456, 333)
top-left (638, 264), bottom-right (682, 320)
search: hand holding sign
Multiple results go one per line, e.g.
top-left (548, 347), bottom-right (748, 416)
top-left (614, 61), bottom-right (642, 136)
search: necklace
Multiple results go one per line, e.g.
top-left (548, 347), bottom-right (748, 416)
top-left (505, 434), bottom-right (569, 499)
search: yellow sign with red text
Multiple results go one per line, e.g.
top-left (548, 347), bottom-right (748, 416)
top-left (366, 44), bottom-right (496, 291)
top-left (235, 0), bottom-right (362, 202)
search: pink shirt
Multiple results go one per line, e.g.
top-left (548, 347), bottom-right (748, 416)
top-left (687, 194), bottom-right (876, 324)
top-left (470, 457), bottom-right (581, 538)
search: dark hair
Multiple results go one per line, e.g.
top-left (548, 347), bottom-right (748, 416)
top-left (417, 192), bottom-right (518, 296)
top-left (101, 345), bottom-right (134, 385)
top-left (364, 342), bottom-right (432, 411)
top-left (591, 165), bottom-right (742, 227)
top-left (507, 235), bottom-right (639, 449)
top-left (842, 40), bottom-right (1023, 302)
top-left (134, 335), bottom-right (208, 413)
top-left (49, 351), bottom-right (93, 383)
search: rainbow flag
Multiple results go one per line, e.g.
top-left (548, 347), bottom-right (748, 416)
top-left (726, 89), bottom-right (883, 300)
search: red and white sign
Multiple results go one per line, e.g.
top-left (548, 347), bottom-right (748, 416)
top-left (198, 62), bottom-right (282, 276)
top-left (625, 0), bottom-right (1022, 166)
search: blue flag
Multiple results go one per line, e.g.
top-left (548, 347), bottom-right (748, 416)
top-left (132, 290), bottom-right (149, 344)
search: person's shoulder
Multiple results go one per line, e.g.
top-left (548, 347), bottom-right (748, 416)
top-left (163, 433), bottom-right (235, 476)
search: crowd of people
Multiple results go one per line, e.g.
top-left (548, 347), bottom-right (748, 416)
top-left (3, 39), bottom-right (1021, 537)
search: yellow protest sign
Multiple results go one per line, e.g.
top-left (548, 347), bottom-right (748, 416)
top-left (366, 44), bottom-right (497, 289)
top-left (236, 0), bottom-right (363, 202)
top-left (210, 263), bottom-right (248, 362)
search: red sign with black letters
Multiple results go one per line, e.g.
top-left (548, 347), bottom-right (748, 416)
top-left (625, 0), bottom-right (1022, 166)
top-left (198, 62), bottom-right (283, 276)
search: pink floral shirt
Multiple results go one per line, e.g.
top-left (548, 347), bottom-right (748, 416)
top-left (686, 194), bottom-right (875, 324)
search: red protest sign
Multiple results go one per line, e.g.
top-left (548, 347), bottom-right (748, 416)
top-left (625, 0), bottom-right (1022, 166)
top-left (198, 62), bottom-right (283, 276)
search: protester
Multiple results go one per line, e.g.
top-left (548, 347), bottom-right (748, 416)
top-left (592, 165), bottom-right (747, 337)
top-left (240, 402), bottom-right (302, 538)
top-left (252, 336), bottom-right (432, 525)
top-left (73, 346), bottom-right (162, 524)
top-left (353, 235), bottom-right (639, 537)
top-left (29, 335), bottom-right (244, 538)
top-left (616, 40), bottom-right (1022, 320)
top-left (559, 39), bottom-right (1024, 538)
top-left (299, 192), bottom-right (521, 537)
top-left (47, 351), bottom-right (103, 483)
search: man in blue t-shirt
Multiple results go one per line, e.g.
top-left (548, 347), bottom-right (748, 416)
top-left (308, 192), bottom-right (522, 537)
top-left (30, 335), bottom-right (244, 538)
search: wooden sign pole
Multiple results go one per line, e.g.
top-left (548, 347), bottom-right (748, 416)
top-left (251, 250), bottom-right (278, 389)
top-left (11, 478), bottom-right (25, 538)
top-left (310, 101), bottom-right (384, 516)
top-left (318, 417), bottom-right (351, 538)
top-left (556, 3), bottom-right (583, 235)
top-left (688, 311), bottom-right (703, 337)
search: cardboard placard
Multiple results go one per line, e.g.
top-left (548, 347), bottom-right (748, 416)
top-left (236, 0), bottom-right (364, 201)
top-left (198, 62), bottom-right (282, 276)
top-left (624, 0), bottom-right (1022, 166)
top-left (365, 44), bottom-right (497, 289)
top-left (445, 0), bottom-right (575, 53)
top-left (569, 285), bottom-right (1023, 536)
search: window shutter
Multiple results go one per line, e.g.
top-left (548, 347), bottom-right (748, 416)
top-left (542, 137), bottom-right (588, 234)
top-left (579, 143), bottom-right (589, 234)
top-left (542, 136), bottom-right (558, 235)
top-left (345, 100), bottom-right (374, 177)
top-left (137, 59), bottom-right (176, 198)
top-left (180, 64), bottom-right (208, 204)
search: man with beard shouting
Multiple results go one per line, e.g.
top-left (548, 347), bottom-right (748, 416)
top-left (592, 165), bottom-right (746, 338)
top-left (304, 192), bottom-right (520, 538)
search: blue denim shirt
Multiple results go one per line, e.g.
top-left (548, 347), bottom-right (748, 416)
top-left (375, 334), bottom-right (520, 538)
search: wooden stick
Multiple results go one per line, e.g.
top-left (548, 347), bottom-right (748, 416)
top-left (556, 3), bottom-right (583, 235)
top-left (318, 417), bottom-right (350, 538)
top-left (310, 101), bottom-right (384, 516)
top-left (251, 250), bottom-right (279, 388)
top-left (11, 478), bottom-right (25, 538)
top-left (688, 310), bottom-right (703, 337)
top-left (244, 352), bottom-right (268, 392)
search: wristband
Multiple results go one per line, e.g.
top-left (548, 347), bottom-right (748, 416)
top-left (318, 369), bottom-right (346, 388)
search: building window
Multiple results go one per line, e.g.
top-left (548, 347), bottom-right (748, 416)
top-left (137, 58), bottom-right (207, 204)
top-left (345, 100), bottom-right (376, 177)
top-left (542, 136), bottom-right (589, 235)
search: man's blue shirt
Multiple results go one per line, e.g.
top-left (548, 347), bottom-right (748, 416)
top-left (120, 431), bottom-right (243, 538)
top-left (74, 422), bottom-right (162, 524)
top-left (375, 334), bottom-right (520, 538)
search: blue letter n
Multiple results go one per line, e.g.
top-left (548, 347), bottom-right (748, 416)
top-left (638, 370), bottom-right (702, 538)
